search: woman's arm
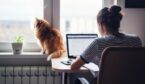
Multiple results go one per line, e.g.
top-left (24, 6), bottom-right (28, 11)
top-left (70, 57), bottom-right (85, 70)
top-left (70, 39), bottom-right (98, 70)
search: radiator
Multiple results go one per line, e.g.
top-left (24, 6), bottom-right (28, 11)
top-left (0, 54), bottom-right (62, 84)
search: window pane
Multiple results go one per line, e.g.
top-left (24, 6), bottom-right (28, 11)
top-left (60, 0), bottom-right (102, 35)
top-left (0, 0), bottom-right (43, 42)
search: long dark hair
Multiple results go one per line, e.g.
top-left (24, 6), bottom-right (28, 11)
top-left (97, 5), bottom-right (123, 36)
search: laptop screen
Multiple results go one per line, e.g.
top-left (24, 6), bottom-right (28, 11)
top-left (66, 34), bottom-right (97, 58)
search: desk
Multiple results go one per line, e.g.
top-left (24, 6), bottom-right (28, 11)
top-left (51, 56), bottom-right (99, 84)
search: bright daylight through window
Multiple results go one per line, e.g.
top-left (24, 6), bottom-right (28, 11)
top-left (60, 0), bottom-right (102, 35)
top-left (0, 0), bottom-right (43, 42)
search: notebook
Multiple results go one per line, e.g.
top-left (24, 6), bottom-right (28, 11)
top-left (66, 34), bottom-right (98, 59)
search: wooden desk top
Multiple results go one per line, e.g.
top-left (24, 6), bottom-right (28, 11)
top-left (51, 56), bottom-right (87, 72)
top-left (51, 53), bottom-right (99, 73)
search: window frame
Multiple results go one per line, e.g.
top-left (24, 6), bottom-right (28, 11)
top-left (0, 0), bottom-right (114, 52)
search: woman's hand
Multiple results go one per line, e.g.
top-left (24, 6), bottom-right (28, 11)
top-left (70, 57), bottom-right (85, 70)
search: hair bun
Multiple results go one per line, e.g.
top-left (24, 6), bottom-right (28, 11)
top-left (110, 5), bottom-right (121, 14)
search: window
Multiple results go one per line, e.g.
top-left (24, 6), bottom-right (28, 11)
top-left (60, 0), bottom-right (102, 35)
top-left (0, 0), bottom-right (103, 52)
top-left (0, 0), bottom-right (43, 42)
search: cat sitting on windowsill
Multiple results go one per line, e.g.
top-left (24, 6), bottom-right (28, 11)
top-left (33, 18), bottom-right (66, 61)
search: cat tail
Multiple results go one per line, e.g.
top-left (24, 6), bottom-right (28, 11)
top-left (50, 50), bottom-right (65, 58)
top-left (47, 50), bottom-right (65, 61)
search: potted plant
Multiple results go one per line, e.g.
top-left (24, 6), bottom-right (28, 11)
top-left (12, 35), bottom-right (24, 54)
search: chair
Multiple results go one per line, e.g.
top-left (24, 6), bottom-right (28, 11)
top-left (98, 47), bottom-right (145, 84)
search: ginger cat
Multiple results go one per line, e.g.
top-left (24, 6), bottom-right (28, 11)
top-left (34, 18), bottom-right (65, 59)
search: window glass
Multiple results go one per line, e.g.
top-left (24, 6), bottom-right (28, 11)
top-left (60, 0), bottom-right (102, 35)
top-left (0, 0), bottom-right (43, 42)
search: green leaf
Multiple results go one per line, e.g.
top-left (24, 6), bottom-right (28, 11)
top-left (14, 35), bottom-right (24, 43)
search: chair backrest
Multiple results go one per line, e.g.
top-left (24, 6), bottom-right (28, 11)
top-left (98, 47), bottom-right (145, 84)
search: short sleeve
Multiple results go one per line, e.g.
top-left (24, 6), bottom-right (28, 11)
top-left (80, 39), bottom-right (99, 63)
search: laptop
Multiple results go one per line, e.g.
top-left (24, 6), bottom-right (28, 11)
top-left (61, 34), bottom-right (97, 65)
top-left (66, 34), bottom-right (98, 58)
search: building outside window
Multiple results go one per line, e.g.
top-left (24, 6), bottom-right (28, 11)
top-left (0, 0), bottom-right (43, 42)
top-left (60, 0), bottom-right (102, 36)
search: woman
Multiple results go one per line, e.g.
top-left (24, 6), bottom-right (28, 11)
top-left (71, 5), bottom-right (142, 70)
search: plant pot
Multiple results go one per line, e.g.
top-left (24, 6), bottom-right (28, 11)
top-left (12, 43), bottom-right (23, 54)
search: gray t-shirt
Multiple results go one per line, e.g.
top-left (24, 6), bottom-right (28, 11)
top-left (80, 33), bottom-right (142, 65)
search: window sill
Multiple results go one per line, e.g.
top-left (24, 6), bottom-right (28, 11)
top-left (0, 53), bottom-right (50, 66)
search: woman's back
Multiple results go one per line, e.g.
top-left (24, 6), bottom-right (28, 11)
top-left (81, 33), bottom-right (142, 65)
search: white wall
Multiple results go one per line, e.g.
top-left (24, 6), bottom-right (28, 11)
top-left (118, 0), bottom-right (145, 46)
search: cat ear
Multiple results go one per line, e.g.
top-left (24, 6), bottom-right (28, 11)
top-left (35, 17), bottom-right (43, 25)
top-left (35, 17), bottom-right (39, 21)
top-left (35, 17), bottom-right (42, 23)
